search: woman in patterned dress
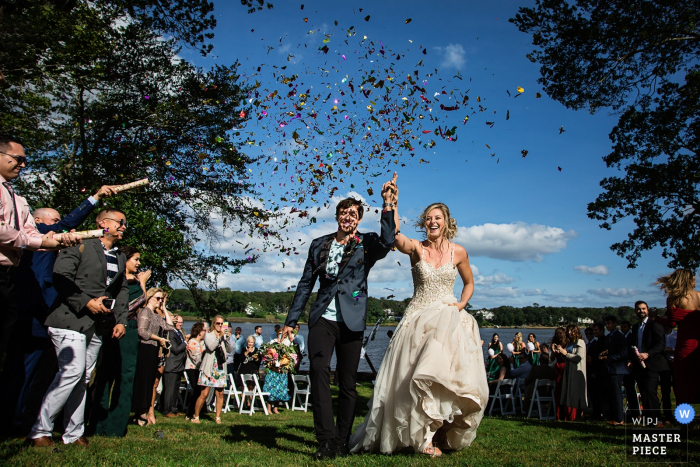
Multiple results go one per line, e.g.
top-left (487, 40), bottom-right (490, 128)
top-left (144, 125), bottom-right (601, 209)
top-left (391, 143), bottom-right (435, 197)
top-left (263, 330), bottom-right (290, 414)
top-left (191, 315), bottom-right (232, 424)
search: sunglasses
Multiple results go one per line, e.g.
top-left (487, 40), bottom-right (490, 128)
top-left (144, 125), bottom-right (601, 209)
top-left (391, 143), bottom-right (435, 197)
top-left (0, 151), bottom-right (28, 166)
top-left (215, 322), bottom-right (223, 325)
top-left (153, 297), bottom-right (164, 301)
top-left (103, 218), bottom-right (129, 228)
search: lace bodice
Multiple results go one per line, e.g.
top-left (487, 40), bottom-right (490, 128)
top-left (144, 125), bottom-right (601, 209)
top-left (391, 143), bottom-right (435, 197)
top-left (402, 246), bottom-right (458, 319)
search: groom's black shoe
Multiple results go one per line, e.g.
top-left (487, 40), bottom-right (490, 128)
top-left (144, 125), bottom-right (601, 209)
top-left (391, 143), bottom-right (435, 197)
top-left (335, 441), bottom-right (349, 458)
top-left (314, 440), bottom-right (336, 460)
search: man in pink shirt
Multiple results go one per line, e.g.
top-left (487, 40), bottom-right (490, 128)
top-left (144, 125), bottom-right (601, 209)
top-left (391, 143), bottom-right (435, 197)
top-left (0, 135), bottom-right (79, 358)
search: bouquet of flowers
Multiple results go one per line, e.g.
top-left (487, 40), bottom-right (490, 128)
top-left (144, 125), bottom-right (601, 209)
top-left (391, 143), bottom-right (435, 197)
top-left (260, 341), bottom-right (299, 374)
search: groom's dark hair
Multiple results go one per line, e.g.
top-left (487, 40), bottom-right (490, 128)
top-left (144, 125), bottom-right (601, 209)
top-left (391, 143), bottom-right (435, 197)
top-left (336, 197), bottom-right (364, 220)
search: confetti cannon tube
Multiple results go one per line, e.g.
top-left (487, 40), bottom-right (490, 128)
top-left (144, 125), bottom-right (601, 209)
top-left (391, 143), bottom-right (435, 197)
top-left (113, 178), bottom-right (149, 193)
top-left (632, 345), bottom-right (646, 369)
top-left (53, 229), bottom-right (107, 242)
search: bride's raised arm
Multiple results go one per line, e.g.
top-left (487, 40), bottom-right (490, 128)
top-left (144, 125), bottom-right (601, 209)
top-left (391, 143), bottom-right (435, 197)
top-left (381, 173), bottom-right (419, 258)
top-left (448, 245), bottom-right (475, 311)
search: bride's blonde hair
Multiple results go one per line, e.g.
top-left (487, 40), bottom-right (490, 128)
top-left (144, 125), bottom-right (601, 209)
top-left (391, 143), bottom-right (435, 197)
top-left (656, 269), bottom-right (696, 303)
top-left (414, 203), bottom-right (458, 240)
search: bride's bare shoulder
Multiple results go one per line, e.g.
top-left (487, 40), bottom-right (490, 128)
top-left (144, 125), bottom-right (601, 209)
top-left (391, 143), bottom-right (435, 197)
top-left (452, 243), bottom-right (469, 259)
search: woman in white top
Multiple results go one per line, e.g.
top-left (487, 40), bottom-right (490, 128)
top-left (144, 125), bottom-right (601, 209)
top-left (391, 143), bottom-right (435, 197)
top-left (184, 321), bottom-right (206, 421)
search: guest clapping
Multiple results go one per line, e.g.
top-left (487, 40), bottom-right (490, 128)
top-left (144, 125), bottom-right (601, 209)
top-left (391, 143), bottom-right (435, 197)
top-left (191, 315), bottom-right (232, 424)
top-left (551, 325), bottom-right (587, 421)
top-left (132, 288), bottom-right (174, 426)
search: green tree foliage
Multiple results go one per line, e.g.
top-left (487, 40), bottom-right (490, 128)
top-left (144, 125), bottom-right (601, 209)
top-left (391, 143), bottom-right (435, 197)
top-left (1, 1), bottom-right (276, 317)
top-left (511, 0), bottom-right (700, 269)
top-left (486, 303), bottom-right (635, 327)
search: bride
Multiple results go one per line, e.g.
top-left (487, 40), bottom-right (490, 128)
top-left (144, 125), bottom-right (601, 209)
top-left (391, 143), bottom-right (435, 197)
top-left (349, 201), bottom-right (489, 457)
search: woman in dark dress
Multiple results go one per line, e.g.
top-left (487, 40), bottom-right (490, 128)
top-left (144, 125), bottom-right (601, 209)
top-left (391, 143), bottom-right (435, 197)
top-left (90, 245), bottom-right (150, 436)
top-left (238, 335), bottom-right (261, 408)
top-left (550, 327), bottom-right (568, 416)
top-left (132, 288), bottom-right (173, 425)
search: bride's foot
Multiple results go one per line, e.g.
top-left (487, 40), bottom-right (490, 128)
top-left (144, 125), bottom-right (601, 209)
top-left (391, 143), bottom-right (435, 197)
top-left (423, 443), bottom-right (442, 458)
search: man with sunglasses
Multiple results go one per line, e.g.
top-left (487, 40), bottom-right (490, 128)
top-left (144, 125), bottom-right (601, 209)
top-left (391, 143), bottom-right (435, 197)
top-left (0, 135), bottom-right (81, 360)
top-left (28, 208), bottom-right (130, 448)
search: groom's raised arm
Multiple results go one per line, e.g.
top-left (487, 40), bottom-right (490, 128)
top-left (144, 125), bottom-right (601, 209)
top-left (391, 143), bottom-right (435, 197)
top-left (284, 240), bottom-right (320, 328)
top-left (366, 210), bottom-right (396, 263)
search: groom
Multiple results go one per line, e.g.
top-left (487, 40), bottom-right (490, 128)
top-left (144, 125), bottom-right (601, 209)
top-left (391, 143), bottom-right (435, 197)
top-left (282, 173), bottom-right (398, 460)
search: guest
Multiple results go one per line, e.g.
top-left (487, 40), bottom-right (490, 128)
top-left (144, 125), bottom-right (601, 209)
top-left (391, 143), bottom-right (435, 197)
top-left (239, 336), bottom-right (262, 376)
top-left (511, 332), bottom-right (527, 368)
top-left (228, 326), bottom-right (244, 387)
top-left (263, 332), bottom-right (291, 415)
top-left (162, 315), bottom-right (187, 417)
top-left (619, 319), bottom-right (639, 417)
top-left (487, 333), bottom-right (503, 375)
top-left (0, 135), bottom-right (80, 359)
top-left (526, 333), bottom-right (540, 366)
top-left (293, 324), bottom-right (306, 355)
top-left (191, 315), bottom-right (232, 424)
top-left (599, 316), bottom-right (629, 425)
top-left (132, 288), bottom-right (173, 426)
top-left (2, 185), bottom-right (117, 435)
top-left (586, 322), bottom-right (607, 421)
top-left (184, 322), bottom-right (206, 421)
top-left (269, 324), bottom-right (281, 342)
top-left (254, 325), bottom-right (264, 348)
top-left (659, 325), bottom-right (676, 423)
top-left (549, 328), bottom-right (567, 415)
top-left (653, 269), bottom-right (700, 404)
top-left (523, 352), bottom-right (555, 410)
top-left (90, 245), bottom-right (150, 436)
top-left (539, 343), bottom-right (550, 360)
top-left (510, 352), bottom-right (532, 392)
top-left (551, 324), bottom-right (587, 421)
top-left (487, 353), bottom-right (511, 390)
top-left (27, 209), bottom-right (128, 447)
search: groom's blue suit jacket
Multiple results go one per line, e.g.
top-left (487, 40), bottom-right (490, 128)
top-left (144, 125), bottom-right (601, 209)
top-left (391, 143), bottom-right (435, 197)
top-left (285, 210), bottom-right (396, 332)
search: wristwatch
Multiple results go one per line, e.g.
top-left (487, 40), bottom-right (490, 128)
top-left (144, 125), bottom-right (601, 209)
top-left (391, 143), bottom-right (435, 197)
top-left (382, 202), bottom-right (395, 208)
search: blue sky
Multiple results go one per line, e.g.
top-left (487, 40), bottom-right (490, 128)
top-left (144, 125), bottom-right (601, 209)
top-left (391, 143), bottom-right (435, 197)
top-left (177, 0), bottom-right (676, 309)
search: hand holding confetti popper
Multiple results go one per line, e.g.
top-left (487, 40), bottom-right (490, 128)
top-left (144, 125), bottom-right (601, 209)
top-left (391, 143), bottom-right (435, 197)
top-left (53, 229), bottom-right (108, 242)
top-left (112, 178), bottom-right (149, 193)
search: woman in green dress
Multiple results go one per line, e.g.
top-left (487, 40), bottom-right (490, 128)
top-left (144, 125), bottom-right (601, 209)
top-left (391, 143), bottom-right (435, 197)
top-left (487, 333), bottom-right (503, 375)
top-left (511, 332), bottom-right (527, 368)
top-left (527, 333), bottom-right (541, 366)
top-left (90, 245), bottom-right (151, 436)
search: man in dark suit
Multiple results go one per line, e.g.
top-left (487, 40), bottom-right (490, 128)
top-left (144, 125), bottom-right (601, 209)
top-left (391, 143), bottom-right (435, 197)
top-left (161, 314), bottom-right (187, 417)
top-left (631, 301), bottom-right (669, 424)
top-left (282, 174), bottom-right (398, 460)
top-left (600, 315), bottom-right (629, 425)
top-left (0, 186), bottom-right (118, 434)
top-left (27, 208), bottom-right (129, 447)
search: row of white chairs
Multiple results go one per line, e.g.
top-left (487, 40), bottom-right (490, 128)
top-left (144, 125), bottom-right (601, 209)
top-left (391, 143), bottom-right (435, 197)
top-left (488, 378), bottom-right (557, 419)
top-left (177, 372), bottom-right (311, 415)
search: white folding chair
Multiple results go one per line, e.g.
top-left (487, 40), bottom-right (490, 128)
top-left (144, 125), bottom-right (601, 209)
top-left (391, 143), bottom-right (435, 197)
top-left (513, 380), bottom-right (525, 413)
top-left (179, 372), bottom-right (193, 410)
top-left (488, 379), bottom-right (517, 415)
top-left (222, 373), bottom-right (242, 413)
top-left (527, 378), bottom-right (556, 420)
top-left (239, 374), bottom-right (269, 416)
top-left (291, 375), bottom-right (311, 412)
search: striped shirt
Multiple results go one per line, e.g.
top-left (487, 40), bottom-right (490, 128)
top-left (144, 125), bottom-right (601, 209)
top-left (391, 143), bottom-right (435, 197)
top-left (102, 242), bottom-right (119, 286)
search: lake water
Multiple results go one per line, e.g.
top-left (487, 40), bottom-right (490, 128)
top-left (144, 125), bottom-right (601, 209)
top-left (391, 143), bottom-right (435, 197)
top-left (184, 321), bottom-right (561, 372)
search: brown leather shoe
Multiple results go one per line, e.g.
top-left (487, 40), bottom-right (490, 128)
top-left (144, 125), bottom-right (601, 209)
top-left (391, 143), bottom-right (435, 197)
top-left (30, 437), bottom-right (55, 447)
top-left (65, 436), bottom-right (89, 446)
top-left (164, 413), bottom-right (177, 418)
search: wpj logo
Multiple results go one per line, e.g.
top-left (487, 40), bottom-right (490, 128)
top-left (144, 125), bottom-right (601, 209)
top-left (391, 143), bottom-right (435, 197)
top-left (625, 408), bottom-right (688, 463)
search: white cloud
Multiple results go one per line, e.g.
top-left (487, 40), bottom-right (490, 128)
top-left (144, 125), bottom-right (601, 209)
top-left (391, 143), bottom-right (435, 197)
top-left (574, 265), bottom-right (609, 276)
top-left (587, 288), bottom-right (638, 298)
top-left (437, 43), bottom-right (466, 69)
top-left (475, 272), bottom-right (516, 286)
top-left (455, 222), bottom-right (577, 261)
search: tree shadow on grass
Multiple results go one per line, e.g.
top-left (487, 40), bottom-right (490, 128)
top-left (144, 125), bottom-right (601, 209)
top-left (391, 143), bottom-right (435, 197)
top-left (0, 439), bottom-right (25, 465)
top-left (223, 423), bottom-right (313, 455)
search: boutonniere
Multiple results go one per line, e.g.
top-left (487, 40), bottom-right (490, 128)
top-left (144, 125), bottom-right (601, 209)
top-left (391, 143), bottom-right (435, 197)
top-left (347, 235), bottom-right (363, 250)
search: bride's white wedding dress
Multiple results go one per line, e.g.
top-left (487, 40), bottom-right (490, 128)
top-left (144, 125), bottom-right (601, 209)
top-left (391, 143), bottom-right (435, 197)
top-left (349, 246), bottom-right (489, 454)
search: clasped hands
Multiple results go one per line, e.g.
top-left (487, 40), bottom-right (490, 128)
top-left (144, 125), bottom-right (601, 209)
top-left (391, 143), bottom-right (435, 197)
top-left (381, 172), bottom-right (398, 205)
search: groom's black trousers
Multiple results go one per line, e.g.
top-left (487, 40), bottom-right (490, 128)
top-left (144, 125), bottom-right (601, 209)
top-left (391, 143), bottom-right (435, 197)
top-left (308, 318), bottom-right (363, 444)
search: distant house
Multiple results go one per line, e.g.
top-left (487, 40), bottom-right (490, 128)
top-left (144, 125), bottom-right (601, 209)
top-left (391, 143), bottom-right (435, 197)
top-left (245, 302), bottom-right (260, 316)
top-left (474, 309), bottom-right (494, 320)
top-left (577, 317), bottom-right (594, 324)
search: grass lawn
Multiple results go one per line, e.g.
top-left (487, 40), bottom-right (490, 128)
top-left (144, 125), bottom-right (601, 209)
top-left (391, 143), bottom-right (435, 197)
top-left (1, 383), bottom-right (697, 466)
